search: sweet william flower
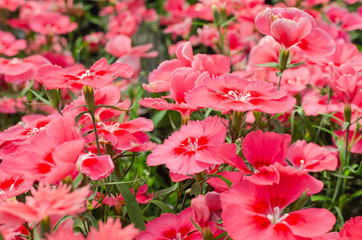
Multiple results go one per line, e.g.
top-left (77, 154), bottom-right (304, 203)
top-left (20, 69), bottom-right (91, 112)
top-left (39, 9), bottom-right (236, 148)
top-left (35, 58), bottom-right (134, 89)
top-left (77, 153), bottom-right (114, 181)
top-left (147, 116), bottom-right (228, 175)
top-left (339, 216), bottom-right (362, 240)
top-left (255, 7), bottom-right (335, 58)
top-left (221, 170), bottom-right (336, 240)
top-left (137, 207), bottom-right (202, 240)
top-left (185, 74), bottom-right (296, 114)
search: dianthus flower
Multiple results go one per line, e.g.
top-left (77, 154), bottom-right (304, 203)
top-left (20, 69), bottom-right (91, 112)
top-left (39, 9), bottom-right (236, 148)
top-left (147, 116), bottom-right (228, 175)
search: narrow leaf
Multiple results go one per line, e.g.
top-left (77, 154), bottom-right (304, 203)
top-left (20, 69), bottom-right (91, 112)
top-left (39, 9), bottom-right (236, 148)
top-left (53, 215), bottom-right (73, 232)
top-left (83, 212), bottom-right (98, 230)
top-left (113, 175), bottom-right (145, 230)
top-left (286, 59), bottom-right (307, 69)
top-left (153, 184), bottom-right (178, 198)
top-left (254, 62), bottom-right (279, 68)
top-left (72, 173), bottom-right (84, 190)
top-left (151, 200), bottom-right (175, 213)
top-left (95, 104), bottom-right (133, 111)
top-left (29, 89), bottom-right (51, 106)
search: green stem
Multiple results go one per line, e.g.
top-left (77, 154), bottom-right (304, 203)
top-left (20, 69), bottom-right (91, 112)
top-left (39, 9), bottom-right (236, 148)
top-left (231, 111), bottom-right (243, 142)
top-left (90, 112), bottom-right (101, 155)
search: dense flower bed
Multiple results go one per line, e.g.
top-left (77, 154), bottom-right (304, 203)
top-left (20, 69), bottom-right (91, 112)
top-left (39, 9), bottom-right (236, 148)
top-left (0, 0), bottom-right (361, 239)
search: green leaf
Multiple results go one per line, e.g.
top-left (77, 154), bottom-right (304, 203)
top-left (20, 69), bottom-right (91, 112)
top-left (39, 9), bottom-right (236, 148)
top-left (29, 89), bottom-right (51, 106)
top-left (189, 217), bottom-right (202, 233)
top-left (331, 172), bottom-right (354, 179)
top-left (95, 104), bottom-right (133, 111)
top-left (153, 184), bottom-right (178, 198)
top-left (152, 110), bottom-right (167, 128)
top-left (206, 174), bottom-right (232, 188)
top-left (112, 175), bottom-right (145, 230)
top-left (310, 195), bottom-right (332, 202)
top-left (83, 212), bottom-right (99, 230)
top-left (346, 189), bottom-right (362, 203)
top-left (254, 62), bottom-right (279, 68)
top-left (342, 122), bottom-right (350, 131)
top-left (0, 232), bottom-right (4, 240)
top-left (271, 119), bottom-right (284, 134)
top-left (72, 173), bottom-right (84, 190)
top-left (190, 182), bottom-right (201, 196)
top-left (20, 80), bottom-right (34, 96)
top-left (75, 111), bottom-right (89, 125)
top-left (276, 71), bottom-right (283, 77)
top-left (151, 200), bottom-right (175, 214)
top-left (33, 227), bottom-right (42, 240)
top-left (286, 59), bottom-right (307, 69)
top-left (53, 215), bottom-right (73, 232)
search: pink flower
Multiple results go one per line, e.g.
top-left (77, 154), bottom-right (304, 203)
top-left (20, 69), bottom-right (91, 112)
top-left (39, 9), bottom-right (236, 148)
top-left (144, 41), bottom-right (230, 93)
top-left (219, 130), bottom-right (291, 185)
top-left (255, 7), bottom-right (335, 58)
top-left (0, 30), bottom-right (26, 56)
top-left (147, 116), bottom-right (228, 175)
top-left (191, 192), bottom-right (222, 229)
top-left (28, 12), bottom-right (78, 35)
top-left (0, 97), bottom-right (26, 114)
top-left (1, 115), bottom-right (85, 184)
top-left (102, 184), bottom-right (153, 206)
top-left (0, 55), bottom-right (49, 84)
top-left (82, 117), bottom-right (155, 152)
top-left (87, 219), bottom-right (139, 240)
top-left (185, 74), bottom-right (296, 114)
top-left (35, 58), bottom-right (134, 89)
top-left (137, 208), bottom-right (202, 240)
top-left (339, 216), bottom-right (362, 240)
top-left (221, 171), bottom-right (336, 240)
top-left (139, 69), bottom-right (204, 120)
top-left (287, 140), bottom-right (338, 172)
top-left (0, 167), bottom-right (33, 201)
top-left (77, 153), bottom-right (114, 181)
top-left (0, 184), bottom-right (89, 226)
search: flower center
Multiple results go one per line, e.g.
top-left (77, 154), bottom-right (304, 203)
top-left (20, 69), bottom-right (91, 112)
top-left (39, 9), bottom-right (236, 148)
top-left (297, 159), bottom-right (305, 171)
top-left (98, 122), bottom-right (120, 133)
top-left (172, 233), bottom-right (184, 240)
top-left (80, 70), bottom-right (94, 79)
top-left (182, 138), bottom-right (199, 152)
top-left (226, 90), bottom-right (251, 102)
top-left (266, 207), bottom-right (289, 224)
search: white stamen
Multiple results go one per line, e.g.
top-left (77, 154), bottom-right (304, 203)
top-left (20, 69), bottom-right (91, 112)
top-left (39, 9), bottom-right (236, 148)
top-left (80, 70), bottom-right (93, 79)
top-left (266, 207), bottom-right (289, 224)
top-left (226, 91), bottom-right (251, 102)
top-left (98, 122), bottom-right (120, 133)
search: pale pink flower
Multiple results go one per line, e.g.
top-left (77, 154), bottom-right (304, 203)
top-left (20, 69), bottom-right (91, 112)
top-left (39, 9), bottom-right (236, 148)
top-left (137, 208), bottom-right (202, 240)
top-left (77, 153), bottom-right (114, 181)
top-left (147, 116), bottom-right (228, 175)
top-left (0, 55), bottom-right (49, 84)
top-left (87, 219), bottom-right (139, 240)
top-left (0, 30), bottom-right (26, 56)
top-left (0, 184), bottom-right (89, 226)
top-left (0, 96), bottom-right (26, 114)
top-left (221, 171), bottom-right (336, 240)
top-left (28, 12), bottom-right (78, 35)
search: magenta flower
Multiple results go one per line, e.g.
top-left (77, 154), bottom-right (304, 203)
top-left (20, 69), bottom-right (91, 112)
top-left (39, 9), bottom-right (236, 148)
top-left (36, 58), bottom-right (134, 89)
top-left (221, 170), bottom-right (336, 240)
top-left (185, 74), bottom-right (296, 114)
top-left (147, 116), bottom-right (228, 175)
top-left (137, 208), bottom-right (202, 240)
